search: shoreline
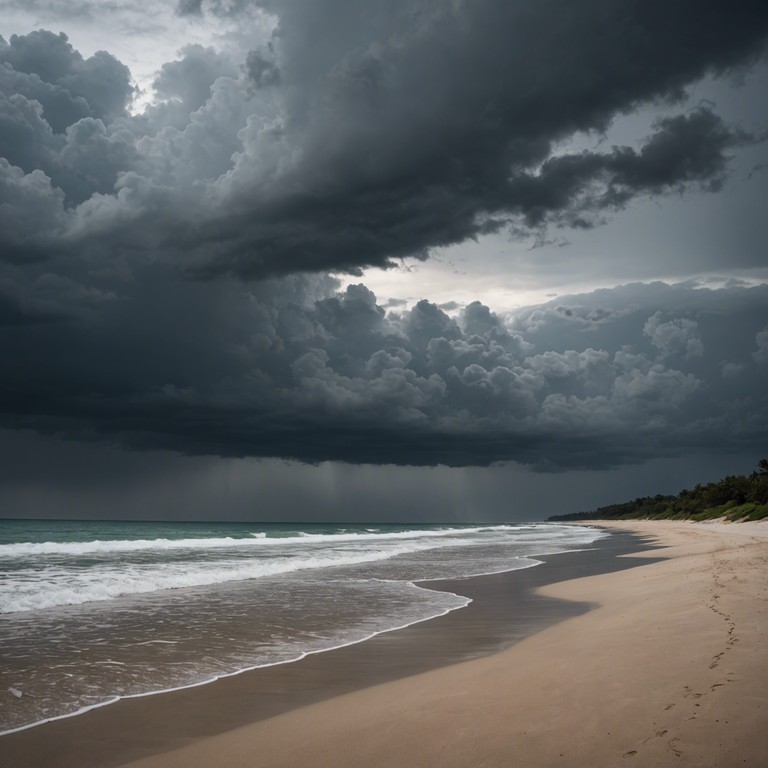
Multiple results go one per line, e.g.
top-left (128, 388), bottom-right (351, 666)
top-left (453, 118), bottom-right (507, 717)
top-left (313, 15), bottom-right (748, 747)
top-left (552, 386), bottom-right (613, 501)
top-left (7, 520), bottom-right (766, 767)
top-left (124, 519), bottom-right (768, 768)
top-left (2, 528), bottom-right (650, 768)
top-left (0, 541), bottom-right (595, 738)
top-left (0, 523), bottom-right (603, 736)
top-left (0, 579), bottom-right (476, 739)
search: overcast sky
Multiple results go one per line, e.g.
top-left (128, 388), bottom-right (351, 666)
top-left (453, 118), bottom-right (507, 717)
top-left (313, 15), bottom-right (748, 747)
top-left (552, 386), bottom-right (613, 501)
top-left (1, 1), bottom-right (767, 522)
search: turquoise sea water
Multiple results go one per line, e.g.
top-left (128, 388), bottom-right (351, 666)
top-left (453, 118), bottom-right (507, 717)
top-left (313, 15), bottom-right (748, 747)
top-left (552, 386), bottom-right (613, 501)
top-left (0, 518), bottom-right (607, 733)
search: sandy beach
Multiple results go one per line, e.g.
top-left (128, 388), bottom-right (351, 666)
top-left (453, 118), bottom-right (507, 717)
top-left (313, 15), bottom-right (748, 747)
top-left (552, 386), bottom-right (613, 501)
top-left (4, 520), bottom-right (768, 768)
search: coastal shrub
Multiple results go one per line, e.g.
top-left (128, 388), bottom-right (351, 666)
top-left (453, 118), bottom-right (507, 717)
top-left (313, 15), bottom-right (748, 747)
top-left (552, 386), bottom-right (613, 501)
top-left (747, 504), bottom-right (768, 521)
top-left (690, 505), bottom-right (731, 521)
top-left (724, 503), bottom-right (768, 522)
top-left (549, 459), bottom-right (768, 523)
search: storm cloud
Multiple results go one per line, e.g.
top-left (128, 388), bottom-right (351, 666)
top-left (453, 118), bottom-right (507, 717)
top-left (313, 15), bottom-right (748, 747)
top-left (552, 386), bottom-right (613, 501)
top-left (1, 2), bottom-right (767, 277)
top-left (2, 276), bottom-right (767, 469)
top-left (1, 2), bottom-right (768, 479)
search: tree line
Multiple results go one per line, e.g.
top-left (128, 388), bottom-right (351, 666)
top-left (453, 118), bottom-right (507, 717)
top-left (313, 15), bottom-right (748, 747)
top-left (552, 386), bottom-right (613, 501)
top-left (548, 460), bottom-right (768, 522)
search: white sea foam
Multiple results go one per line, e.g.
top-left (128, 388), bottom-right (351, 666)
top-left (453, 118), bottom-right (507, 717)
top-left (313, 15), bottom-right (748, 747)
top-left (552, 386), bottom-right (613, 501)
top-left (292, 525), bottom-right (514, 542)
top-left (0, 534), bottom-right (271, 557)
top-left (0, 524), bottom-right (516, 558)
top-left (0, 523), bottom-right (607, 613)
top-left (0, 537), bottom-right (480, 613)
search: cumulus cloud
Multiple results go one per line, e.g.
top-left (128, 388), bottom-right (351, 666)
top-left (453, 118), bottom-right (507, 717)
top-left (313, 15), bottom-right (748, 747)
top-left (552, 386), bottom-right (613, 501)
top-left (1, 277), bottom-right (766, 469)
top-left (0, 3), bottom-right (766, 277)
top-left (0, 30), bottom-right (133, 130)
top-left (2, 6), bottom-right (768, 473)
top-left (643, 313), bottom-right (704, 360)
top-left (153, 43), bottom-right (237, 113)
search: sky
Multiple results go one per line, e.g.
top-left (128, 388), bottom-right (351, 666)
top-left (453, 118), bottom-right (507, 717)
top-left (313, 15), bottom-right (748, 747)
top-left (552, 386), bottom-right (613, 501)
top-left (1, 0), bottom-right (767, 522)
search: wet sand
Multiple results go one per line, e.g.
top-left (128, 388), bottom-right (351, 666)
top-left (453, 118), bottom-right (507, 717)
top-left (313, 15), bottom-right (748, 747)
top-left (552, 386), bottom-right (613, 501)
top-left (5, 521), bottom-right (768, 767)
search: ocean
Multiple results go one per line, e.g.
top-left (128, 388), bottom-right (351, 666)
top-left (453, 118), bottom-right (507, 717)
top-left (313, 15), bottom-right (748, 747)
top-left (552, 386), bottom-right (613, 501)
top-left (0, 519), bottom-right (608, 734)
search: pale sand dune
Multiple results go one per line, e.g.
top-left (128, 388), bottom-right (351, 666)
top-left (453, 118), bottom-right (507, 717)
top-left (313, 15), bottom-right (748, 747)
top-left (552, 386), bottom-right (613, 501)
top-left (118, 520), bottom-right (768, 768)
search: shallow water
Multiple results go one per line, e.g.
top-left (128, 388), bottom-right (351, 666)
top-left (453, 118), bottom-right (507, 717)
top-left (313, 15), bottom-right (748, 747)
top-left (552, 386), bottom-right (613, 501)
top-left (0, 520), bottom-right (607, 732)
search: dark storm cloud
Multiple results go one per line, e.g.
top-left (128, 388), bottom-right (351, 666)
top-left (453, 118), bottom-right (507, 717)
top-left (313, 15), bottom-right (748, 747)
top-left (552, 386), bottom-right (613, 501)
top-left (2, 6), bottom-right (768, 473)
top-left (0, 30), bottom-right (133, 132)
top-left (244, 46), bottom-right (280, 88)
top-left (1, 2), bottom-right (768, 277)
top-left (505, 108), bottom-right (753, 228)
top-left (183, 0), bottom-right (768, 278)
top-left (1, 278), bottom-right (767, 469)
top-left (153, 44), bottom-right (238, 114)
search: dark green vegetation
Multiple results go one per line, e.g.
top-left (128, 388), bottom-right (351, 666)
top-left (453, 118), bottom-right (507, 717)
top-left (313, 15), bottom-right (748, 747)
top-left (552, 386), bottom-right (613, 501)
top-left (549, 460), bottom-right (768, 523)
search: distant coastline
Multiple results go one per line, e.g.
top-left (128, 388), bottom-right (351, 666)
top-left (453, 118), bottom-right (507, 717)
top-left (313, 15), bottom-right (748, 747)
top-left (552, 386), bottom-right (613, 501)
top-left (549, 459), bottom-right (768, 523)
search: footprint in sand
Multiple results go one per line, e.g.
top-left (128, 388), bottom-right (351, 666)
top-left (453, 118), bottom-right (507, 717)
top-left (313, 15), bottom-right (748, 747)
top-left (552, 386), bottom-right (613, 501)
top-left (668, 739), bottom-right (683, 757)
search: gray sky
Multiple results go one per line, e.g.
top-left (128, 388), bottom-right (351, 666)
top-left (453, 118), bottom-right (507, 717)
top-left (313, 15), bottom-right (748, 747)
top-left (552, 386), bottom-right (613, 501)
top-left (1, 1), bottom-right (767, 521)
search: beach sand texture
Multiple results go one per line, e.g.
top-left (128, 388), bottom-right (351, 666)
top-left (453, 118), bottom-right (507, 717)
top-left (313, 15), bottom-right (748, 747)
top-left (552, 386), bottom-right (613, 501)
top-left (5, 520), bottom-right (767, 767)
